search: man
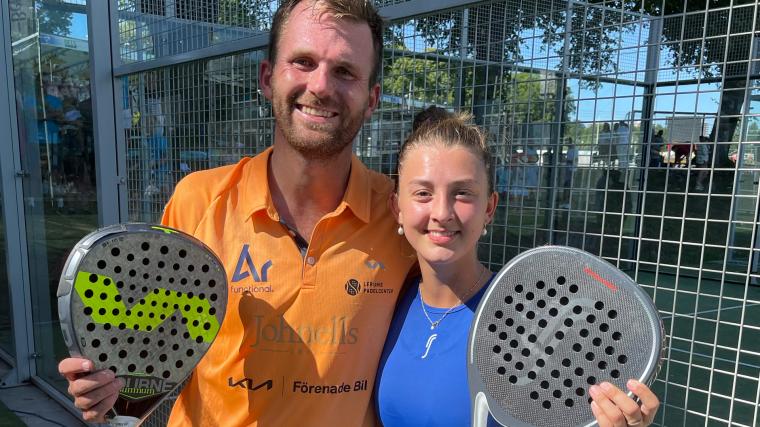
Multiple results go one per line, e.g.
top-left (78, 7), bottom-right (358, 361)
top-left (59, 1), bottom-right (658, 425)
top-left (60, 1), bottom-right (416, 425)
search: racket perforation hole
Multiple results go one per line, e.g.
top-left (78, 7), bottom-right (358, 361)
top-left (111, 248), bottom-right (120, 256)
top-left (128, 364), bottom-right (136, 373)
top-left (555, 331), bottom-right (564, 340)
top-left (586, 352), bottom-right (595, 361)
top-left (83, 307), bottom-right (93, 315)
top-left (139, 350), bottom-right (148, 359)
top-left (564, 318), bottom-right (573, 327)
top-left (86, 323), bottom-right (95, 332)
top-left (126, 254), bottom-right (134, 261)
top-left (110, 337), bottom-right (118, 345)
top-left (97, 260), bottom-right (107, 269)
top-left (98, 353), bottom-right (108, 362)
top-left (158, 261), bottom-right (165, 268)
top-left (526, 292), bottom-right (534, 300)
top-left (505, 318), bottom-right (514, 327)
top-left (587, 376), bottom-right (597, 385)
top-left (160, 246), bottom-right (168, 254)
top-left (551, 370), bottom-right (560, 379)
top-left (503, 353), bottom-right (512, 362)
top-left (129, 270), bottom-right (136, 277)
top-left (142, 258), bottom-right (150, 266)
top-left (528, 371), bottom-right (537, 380)
top-left (530, 391), bottom-right (539, 400)
top-left (576, 387), bottom-right (585, 396)
top-left (196, 307), bottom-right (204, 314)
top-left (494, 310), bottom-right (503, 319)
top-left (565, 399), bottom-right (574, 407)
top-left (564, 378), bottom-right (573, 387)
top-left (600, 323), bottom-right (610, 332)
top-left (499, 332), bottom-right (507, 340)
top-left (540, 381), bottom-right (549, 389)
top-left (98, 308), bottom-right (106, 316)
top-left (561, 358), bottom-right (571, 367)
top-left (598, 361), bottom-right (608, 369)
top-left (547, 288), bottom-right (557, 297)
top-left (209, 280), bottom-right (216, 288)
top-left (611, 369), bottom-right (620, 379)
top-left (114, 265), bottom-right (122, 273)
top-left (536, 359), bottom-right (545, 367)
top-left (202, 265), bottom-right (209, 273)
top-left (84, 290), bottom-right (94, 298)
top-left (195, 336), bottom-right (204, 344)
top-left (515, 362), bottom-right (524, 370)
top-left (595, 301), bottom-right (604, 310)
top-left (556, 276), bottom-right (566, 285)
top-left (536, 280), bottom-right (545, 289)
top-left (618, 355), bottom-right (628, 364)
top-left (159, 354), bottom-right (167, 362)
top-left (526, 311), bottom-right (535, 320)
top-left (514, 284), bottom-right (523, 293)
top-left (612, 332), bottom-right (622, 341)
top-left (559, 296), bottom-right (569, 305)
top-left (141, 242), bottom-right (150, 251)
top-left (515, 304), bottom-right (524, 312)
top-left (572, 343), bottom-right (582, 352)
top-left (508, 375), bottom-right (517, 384)
top-left (188, 265), bottom-right (195, 272)
top-left (176, 360), bottom-right (183, 368)
top-left (580, 328), bottom-right (589, 337)
top-left (569, 284), bottom-right (579, 293)
top-left (515, 326), bottom-right (525, 334)
top-left (89, 274), bottom-right (99, 283)
top-left (210, 294), bottom-right (218, 301)
top-left (538, 319), bottom-right (547, 328)
top-left (605, 346), bottom-right (615, 355)
top-left (493, 345), bottom-right (501, 354)
top-left (118, 350), bottom-right (127, 359)
top-left (542, 400), bottom-right (551, 409)
top-left (587, 314), bottom-right (596, 323)
top-left (91, 339), bottom-right (100, 348)
top-left (203, 322), bottom-right (211, 331)
top-left (510, 340), bottom-right (519, 348)
top-left (528, 334), bottom-right (537, 343)
top-left (186, 349), bottom-right (194, 357)
top-left (608, 310), bottom-right (618, 319)
top-left (488, 324), bottom-right (497, 333)
top-left (537, 300), bottom-right (546, 308)
top-left (545, 346), bottom-right (554, 355)
top-left (575, 367), bottom-right (584, 376)
top-left (573, 305), bottom-right (582, 315)
top-left (553, 389), bottom-right (562, 398)
top-left (162, 371), bottom-right (171, 379)
top-left (592, 337), bottom-right (602, 346)
top-left (549, 308), bottom-right (558, 317)
top-left (179, 249), bottom-right (187, 258)
top-left (497, 367), bottom-right (506, 375)
top-left (146, 365), bottom-right (154, 374)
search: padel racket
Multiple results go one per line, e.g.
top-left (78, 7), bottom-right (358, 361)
top-left (468, 246), bottom-right (665, 427)
top-left (57, 223), bottom-right (227, 427)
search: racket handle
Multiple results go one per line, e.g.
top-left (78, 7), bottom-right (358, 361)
top-left (108, 414), bottom-right (140, 427)
top-left (472, 391), bottom-right (490, 427)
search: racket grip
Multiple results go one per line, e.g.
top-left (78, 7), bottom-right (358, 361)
top-left (472, 391), bottom-right (490, 427)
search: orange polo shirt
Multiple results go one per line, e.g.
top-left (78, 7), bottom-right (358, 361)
top-left (162, 147), bottom-right (416, 426)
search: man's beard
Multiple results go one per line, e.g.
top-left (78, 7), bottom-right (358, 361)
top-left (272, 91), bottom-right (367, 160)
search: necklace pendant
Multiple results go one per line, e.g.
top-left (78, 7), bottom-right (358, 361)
top-left (430, 322), bottom-right (438, 330)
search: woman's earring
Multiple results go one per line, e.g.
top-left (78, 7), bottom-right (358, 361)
top-left (482, 226), bottom-right (488, 236)
top-left (397, 225), bottom-right (404, 236)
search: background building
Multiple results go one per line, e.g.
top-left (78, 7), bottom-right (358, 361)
top-left (1, 0), bottom-right (759, 425)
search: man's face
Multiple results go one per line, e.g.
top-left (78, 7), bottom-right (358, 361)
top-left (260, 2), bottom-right (380, 160)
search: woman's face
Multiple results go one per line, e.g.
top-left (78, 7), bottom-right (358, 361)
top-left (394, 144), bottom-right (497, 267)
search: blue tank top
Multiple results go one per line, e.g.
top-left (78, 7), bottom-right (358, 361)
top-left (375, 276), bottom-right (499, 426)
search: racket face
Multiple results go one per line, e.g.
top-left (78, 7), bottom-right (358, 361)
top-left (468, 246), bottom-right (665, 427)
top-left (57, 224), bottom-right (227, 423)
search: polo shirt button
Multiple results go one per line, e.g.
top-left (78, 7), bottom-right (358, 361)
top-left (306, 256), bottom-right (316, 265)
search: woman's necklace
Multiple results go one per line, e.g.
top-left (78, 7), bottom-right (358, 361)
top-left (419, 266), bottom-right (488, 331)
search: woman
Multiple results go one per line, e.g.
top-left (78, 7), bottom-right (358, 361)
top-left (375, 112), bottom-right (659, 426)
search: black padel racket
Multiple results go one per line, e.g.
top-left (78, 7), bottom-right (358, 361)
top-left (468, 246), bottom-right (665, 427)
top-left (57, 223), bottom-right (227, 427)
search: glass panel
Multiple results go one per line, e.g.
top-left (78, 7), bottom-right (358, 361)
top-left (9, 0), bottom-right (95, 392)
top-left (0, 163), bottom-right (13, 356)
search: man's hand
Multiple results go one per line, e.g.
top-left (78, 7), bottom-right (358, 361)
top-left (58, 357), bottom-right (123, 422)
top-left (589, 379), bottom-right (659, 427)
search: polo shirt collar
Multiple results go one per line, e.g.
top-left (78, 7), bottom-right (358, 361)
top-left (241, 147), bottom-right (372, 224)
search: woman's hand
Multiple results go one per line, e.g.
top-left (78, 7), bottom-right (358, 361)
top-left (589, 379), bottom-right (659, 427)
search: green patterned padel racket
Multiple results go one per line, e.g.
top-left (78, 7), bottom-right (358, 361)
top-left (57, 223), bottom-right (227, 427)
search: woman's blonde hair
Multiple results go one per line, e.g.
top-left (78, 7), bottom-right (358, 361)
top-left (397, 110), bottom-right (493, 192)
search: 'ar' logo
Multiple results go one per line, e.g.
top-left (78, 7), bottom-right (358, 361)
top-left (232, 244), bottom-right (273, 283)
